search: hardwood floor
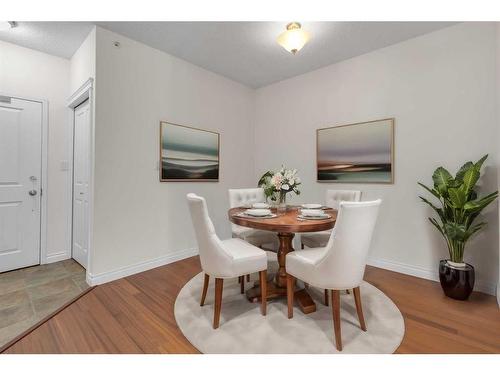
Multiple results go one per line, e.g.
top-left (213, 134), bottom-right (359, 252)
top-left (3, 256), bottom-right (500, 353)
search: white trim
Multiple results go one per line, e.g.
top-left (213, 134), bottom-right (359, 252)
top-left (39, 99), bottom-right (50, 264)
top-left (0, 93), bottom-right (51, 266)
top-left (367, 256), bottom-right (497, 296)
top-left (67, 78), bottom-right (94, 109)
top-left (86, 248), bottom-right (199, 286)
top-left (45, 251), bottom-right (70, 264)
top-left (67, 78), bottom-right (95, 279)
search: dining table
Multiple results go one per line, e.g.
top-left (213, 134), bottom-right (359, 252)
top-left (228, 205), bottom-right (337, 314)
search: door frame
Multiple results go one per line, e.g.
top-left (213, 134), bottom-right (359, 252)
top-left (67, 78), bottom-right (95, 283)
top-left (0, 93), bottom-right (48, 267)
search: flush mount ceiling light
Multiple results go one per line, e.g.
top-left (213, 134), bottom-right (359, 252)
top-left (276, 22), bottom-right (311, 55)
top-left (0, 21), bottom-right (16, 31)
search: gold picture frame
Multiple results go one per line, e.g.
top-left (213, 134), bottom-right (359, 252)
top-left (316, 118), bottom-right (395, 184)
top-left (159, 121), bottom-right (220, 182)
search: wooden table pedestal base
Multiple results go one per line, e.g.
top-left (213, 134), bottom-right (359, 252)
top-left (245, 231), bottom-right (317, 314)
top-left (246, 279), bottom-right (317, 314)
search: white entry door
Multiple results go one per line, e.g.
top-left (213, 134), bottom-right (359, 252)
top-left (72, 100), bottom-right (90, 269)
top-left (0, 97), bottom-right (42, 272)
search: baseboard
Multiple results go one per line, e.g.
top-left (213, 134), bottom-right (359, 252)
top-left (44, 251), bottom-right (70, 264)
top-left (86, 248), bottom-right (199, 286)
top-left (367, 256), bottom-right (497, 296)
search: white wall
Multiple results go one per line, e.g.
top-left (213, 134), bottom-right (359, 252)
top-left (254, 23), bottom-right (499, 294)
top-left (0, 40), bottom-right (71, 262)
top-left (89, 27), bottom-right (255, 281)
top-left (70, 27), bottom-right (96, 93)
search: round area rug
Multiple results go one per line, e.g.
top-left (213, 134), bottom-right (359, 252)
top-left (174, 257), bottom-right (405, 354)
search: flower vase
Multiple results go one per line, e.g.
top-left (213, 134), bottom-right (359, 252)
top-left (277, 192), bottom-right (287, 215)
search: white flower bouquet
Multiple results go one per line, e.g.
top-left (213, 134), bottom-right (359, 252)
top-left (258, 166), bottom-right (301, 206)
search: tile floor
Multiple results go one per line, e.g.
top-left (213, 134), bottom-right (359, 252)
top-left (0, 259), bottom-right (89, 348)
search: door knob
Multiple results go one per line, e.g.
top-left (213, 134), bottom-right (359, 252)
top-left (29, 190), bottom-right (37, 196)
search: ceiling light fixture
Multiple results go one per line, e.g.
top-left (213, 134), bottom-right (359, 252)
top-left (276, 22), bottom-right (310, 55)
top-left (0, 21), bottom-right (16, 31)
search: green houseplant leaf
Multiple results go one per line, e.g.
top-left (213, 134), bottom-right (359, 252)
top-left (463, 191), bottom-right (499, 212)
top-left (418, 155), bottom-right (497, 263)
top-left (417, 182), bottom-right (441, 199)
top-left (419, 196), bottom-right (445, 222)
top-left (461, 167), bottom-right (480, 195)
top-left (428, 217), bottom-right (445, 236)
top-left (447, 187), bottom-right (467, 209)
top-left (443, 222), bottom-right (467, 241)
top-left (474, 154), bottom-right (488, 171)
top-left (455, 161), bottom-right (473, 182)
top-left (432, 167), bottom-right (453, 195)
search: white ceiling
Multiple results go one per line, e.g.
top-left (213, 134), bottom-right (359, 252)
top-left (0, 21), bottom-right (455, 88)
top-left (0, 22), bottom-right (94, 59)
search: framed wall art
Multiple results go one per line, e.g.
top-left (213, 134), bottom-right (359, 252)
top-left (159, 121), bottom-right (220, 182)
top-left (316, 118), bottom-right (394, 183)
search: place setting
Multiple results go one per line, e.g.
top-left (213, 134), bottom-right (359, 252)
top-left (235, 202), bottom-right (333, 221)
top-left (236, 202), bottom-right (277, 219)
top-left (297, 203), bottom-right (332, 221)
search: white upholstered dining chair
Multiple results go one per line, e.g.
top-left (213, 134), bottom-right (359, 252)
top-left (300, 190), bottom-right (361, 249)
top-left (228, 188), bottom-right (279, 289)
top-left (286, 199), bottom-right (381, 350)
top-left (187, 193), bottom-right (268, 329)
top-left (228, 188), bottom-right (278, 248)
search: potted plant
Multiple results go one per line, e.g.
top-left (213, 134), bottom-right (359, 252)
top-left (258, 167), bottom-right (301, 214)
top-left (418, 155), bottom-right (498, 300)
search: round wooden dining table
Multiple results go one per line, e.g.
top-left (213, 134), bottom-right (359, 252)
top-left (228, 206), bottom-right (337, 314)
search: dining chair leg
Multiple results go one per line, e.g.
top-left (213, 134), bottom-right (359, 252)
top-left (246, 274), bottom-right (250, 282)
top-left (353, 286), bottom-right (367, 331)
top-left (200, 273), bottom-right (209, 306)
top-left (213, 278), bottom-right (224, 329)
top-left (331, 290), bottom-right (342, 351)
top-left (286, 274), bottom-right (295, 319)
top-left (259, 270), bottom-right (267, 316)
top-left (240, 275), bottom-right (245, 294)
top-left (301, 243), bottom-right (304, 249)
top-left (324, 289), bottom-right (329, 306)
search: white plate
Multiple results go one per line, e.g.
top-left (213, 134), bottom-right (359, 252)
top-left (301, 209), bottom-right (325, 217)
top-left (245, 208), bottom-right (272, 217)
top-left (301, 203), bottom-right (322, 209)
top-left (237, 213), bottom-right (277, 219)
top-left (252, 203), bottom-right (270, 209)
top-left (298, 214), bottom-right (331, 220)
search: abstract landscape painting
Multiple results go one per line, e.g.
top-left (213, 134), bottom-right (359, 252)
top-left (160, 122), bottom-right (219, 181)
top-left (317, 118), bottom-right (394, 183)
